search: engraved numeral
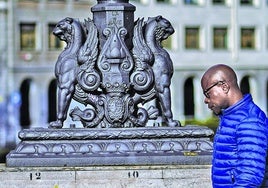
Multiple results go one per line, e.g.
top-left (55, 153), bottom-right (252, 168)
top-left (29, 172), bottom-right (41, 180)
top-left (128, 171), bottom-right (139, 178)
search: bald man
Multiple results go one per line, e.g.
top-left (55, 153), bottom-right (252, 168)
top-left (201, 64), bottom-right (268, 187)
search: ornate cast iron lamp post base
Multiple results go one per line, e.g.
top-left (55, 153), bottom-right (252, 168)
top-left (6, 0), bottom-right (213, 167)
top-left (6, 126), bottom-right (213, 167)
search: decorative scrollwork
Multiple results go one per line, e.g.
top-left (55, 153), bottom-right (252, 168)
top-left (50, 13), bottom-right (179, 128)
top-left (130, 64), bottom-right (154, 92)
top-left (77, 68), bottom-right (101, 91)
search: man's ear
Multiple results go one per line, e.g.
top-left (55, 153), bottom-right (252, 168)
top-left (221, 82), bottom-right (230, 94)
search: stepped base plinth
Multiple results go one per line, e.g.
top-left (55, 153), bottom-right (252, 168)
top-left (6, 125), bottom-right (213, 167)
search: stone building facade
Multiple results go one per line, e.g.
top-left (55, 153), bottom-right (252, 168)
top-left (0, 0), bottom-right (268, 147)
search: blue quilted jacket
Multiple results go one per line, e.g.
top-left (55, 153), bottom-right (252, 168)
top-left (212, 94), bottom-right (268, 188)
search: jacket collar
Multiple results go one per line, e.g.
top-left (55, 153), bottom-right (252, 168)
top-left (221, 94), bottom-right (252, 116)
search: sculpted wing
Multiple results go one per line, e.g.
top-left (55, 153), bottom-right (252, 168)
top-left (78, 18), bottom-right (98, 65)
top-left (132, 18), bottom-right (154, 65)
top-left (131, 18), bottom-right (155, 100)
top-left (74, 18), bottom-right (100, 105)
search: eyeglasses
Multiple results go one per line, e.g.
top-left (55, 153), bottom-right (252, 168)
top-left (203, 81), bottom-right (225, 98)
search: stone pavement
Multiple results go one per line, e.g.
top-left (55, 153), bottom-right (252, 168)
top-left (0, 164), bottom-right (211, 188)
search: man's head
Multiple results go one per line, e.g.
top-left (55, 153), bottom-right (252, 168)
top-left (201, 64), bottom-right (243, 115)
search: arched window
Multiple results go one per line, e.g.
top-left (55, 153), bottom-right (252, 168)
top-left (184, 77), bottom-right (194, 118)
top-left (20, 79), bottom-right (32, 128)
top-left (48, 79), bottom-right (57, 123)
top-left (240, 76), bottom-right (250, 95)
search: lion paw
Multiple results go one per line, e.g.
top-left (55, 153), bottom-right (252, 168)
top-left (167, 120), bottom-right (181, 127)
top-left (49, 120), bottom-right (63, 129)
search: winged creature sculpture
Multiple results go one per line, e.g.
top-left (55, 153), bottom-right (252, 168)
top-left (49, 15), bottom-right (179, 128)
top-left (49, 17), bottom-right (99, 128)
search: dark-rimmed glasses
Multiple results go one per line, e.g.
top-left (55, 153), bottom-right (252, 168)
top-left (203, 81), bottom-right (225, 98)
